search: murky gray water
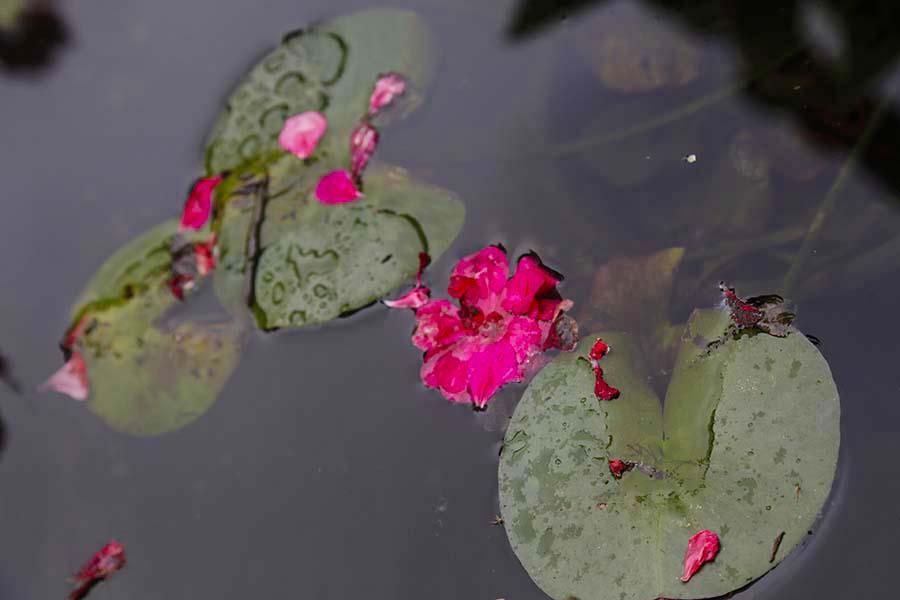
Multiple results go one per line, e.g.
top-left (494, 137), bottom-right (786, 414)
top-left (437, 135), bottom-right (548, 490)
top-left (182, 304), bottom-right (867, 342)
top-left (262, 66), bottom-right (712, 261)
top-left (1, 0), bottom-right (899, 598)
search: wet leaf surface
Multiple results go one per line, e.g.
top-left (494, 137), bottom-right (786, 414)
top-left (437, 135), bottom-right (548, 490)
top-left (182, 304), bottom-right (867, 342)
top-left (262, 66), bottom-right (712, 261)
top-left (204, 8), bottom-right (435, 176)
top-left (252, 165), bottom-right (464, 328)
top-left (499, 308), bottom-right (839, 600)
top-left (66, 221), bottom-right (240, 436)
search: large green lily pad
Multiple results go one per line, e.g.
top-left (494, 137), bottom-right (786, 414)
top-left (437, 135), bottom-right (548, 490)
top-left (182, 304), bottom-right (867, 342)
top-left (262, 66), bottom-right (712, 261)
top-left (251, 164), bottom-right (464, 328)
top-left (204, 7), bottom-right (436, 176)
top-left (71, 221), bottom-right (241, 436)
top-left (498, 309), bottom-right (840, 600)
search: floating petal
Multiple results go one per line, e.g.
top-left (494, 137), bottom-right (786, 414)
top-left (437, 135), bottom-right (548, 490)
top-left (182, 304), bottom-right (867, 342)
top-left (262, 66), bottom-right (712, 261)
top-left (369, 72), bottom-right (407, 115)
top-left (40, 351), bottom-right (89, 401)
top-left (680, 530), bottom-right (720, 582)
top-left (315, 170), bottom-right (362, 204)
top-left (278, 111), bottom-right (327, 159)
top-left (179, 176), bottom-right (222, 231)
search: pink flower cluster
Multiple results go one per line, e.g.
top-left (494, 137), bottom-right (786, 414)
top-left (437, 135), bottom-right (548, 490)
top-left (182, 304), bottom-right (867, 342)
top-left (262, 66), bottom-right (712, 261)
top-left (389, 246), bottom-right (574, 409)
top-left (278, 72), bottom-right (407, 205)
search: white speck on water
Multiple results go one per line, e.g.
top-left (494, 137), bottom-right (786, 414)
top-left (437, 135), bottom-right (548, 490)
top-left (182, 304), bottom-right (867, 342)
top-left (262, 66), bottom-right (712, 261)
top-left (684, 154), bottom-right (698, 163)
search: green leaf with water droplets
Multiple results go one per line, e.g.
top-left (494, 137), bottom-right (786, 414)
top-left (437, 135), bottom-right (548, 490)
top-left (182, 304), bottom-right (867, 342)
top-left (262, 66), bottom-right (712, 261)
top-left (70, 221), bottom-right (241, 436)
top-left (204, 7), bottom-right (436, 175)
top-left (251, 164), bottom-right (464, 329)
top-left (498, 309), bottom-right (840, 600)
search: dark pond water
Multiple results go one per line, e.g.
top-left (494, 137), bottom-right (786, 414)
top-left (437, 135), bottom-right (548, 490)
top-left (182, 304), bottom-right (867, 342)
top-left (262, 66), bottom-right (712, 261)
top-left (1, 0), bottom-right (900, 598)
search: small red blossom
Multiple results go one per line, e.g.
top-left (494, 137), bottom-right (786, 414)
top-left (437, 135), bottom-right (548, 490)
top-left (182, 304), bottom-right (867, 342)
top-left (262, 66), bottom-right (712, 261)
top-left (680, 530), bottom-right (720, 583)
top-left (315, 170), bottom-right (362, 204)
top-left (69, 540), bottom-right (126, 600)
top-left (369, 72), bottom-right (406, 115)
top-left (588, 338), bottom-right (620, 401)
top-left (40, 351), bottom-right (89, 401)
top-left (608, 458), bottom-right (634, 479)
top-left (278, 111), bottom-right (327, 159)
top-left (408, 246), bottom-right (574, 409)
top-left (179, 176), bottom-right (222, 231)
top-left (168, 274), bottom-right (194, 301)
top-left (350, 121), bottom-right (379, 180)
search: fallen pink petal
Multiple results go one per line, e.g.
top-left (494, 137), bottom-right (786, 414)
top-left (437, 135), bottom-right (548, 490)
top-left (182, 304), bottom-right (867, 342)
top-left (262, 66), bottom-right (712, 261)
top-left (384, 286), bottom-right (431, 309)
top-left (40, 351), bottom-right (89, 401)
top-left (179, 175), bottom-right (222, 231)
top-left (315, 170), bottom-right (362, 204)
top-left (369, 72), bottom-right (406, 115)
top-left (385, 252), bottom-right (432, 309)
top-left (680, 529), bottom-right (720, 583)
top-left (69, 540), bottom-right (126, 600)
top-left (608, 458), bottom-right (634, 479)
top-left (278, 111), bottom-right (328, 159)
top-left (408, 245), bottom-right (574, 409)
top-left (350, 121), bottom-right (379, 179)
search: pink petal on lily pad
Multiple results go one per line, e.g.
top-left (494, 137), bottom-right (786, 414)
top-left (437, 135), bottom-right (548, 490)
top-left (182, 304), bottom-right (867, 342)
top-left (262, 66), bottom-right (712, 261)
top-left (680, 529), bottom-right (721, 582)
top-left (350, 122), bottom-right (379, 179)
top-left (369, 73), bottom-right (406, 115)
top-left (179, 175), bottom-right (222, 231)
top-left (315, 170), bottom-right (362, 204)
top-left (40, 351), bottom-right (89, 401)
top-left (278, 111), bottom-right (328, 159)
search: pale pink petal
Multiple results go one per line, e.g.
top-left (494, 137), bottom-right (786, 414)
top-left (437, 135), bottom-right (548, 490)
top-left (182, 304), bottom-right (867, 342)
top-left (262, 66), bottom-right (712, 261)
top-left (40, 351), bottom-right (89, 401)
top-left (411, 300), bottom-right (465, 352)
top-left (502, 253), bottom-right (563, 319)
top-left (680, 530), bottom-right (721, 582)
top-left (179, 176), bottom-right (222, 231)
top-left (369, 73), bottom-right (407, 115)
top-left (278, 111), bottom-right (328, 159)
top-left (315, 170), bottom-right (362, 204)
top-left (448, 246), bottom-right (509, 313)
top-left (467, 341), bottom-right (520, 409)
top-left (384, 286), bottom-right (430, 309)
top-left (350, 122), bottom-right (379, 179)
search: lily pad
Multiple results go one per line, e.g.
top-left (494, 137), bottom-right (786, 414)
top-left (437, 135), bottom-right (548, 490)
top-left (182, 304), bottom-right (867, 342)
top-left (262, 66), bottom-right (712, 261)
top-left (251, 164), bottom-right (464, 328)
top-left (71, 221), bottom-right (241, 436)
top-left (204, 7), bottom-right (436, 176)
top-left (498, 309), bottom-right (840, 600)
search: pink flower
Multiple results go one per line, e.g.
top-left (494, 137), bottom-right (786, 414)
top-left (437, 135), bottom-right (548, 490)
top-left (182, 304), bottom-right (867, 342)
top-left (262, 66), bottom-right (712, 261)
top-left (350, 122), bottom-right (379, 180)
top-left (315, 170), bottom-right (362, 204)
top-left (369, 73), bottom-right (406, 115)
top-left (278, 111), bottom-right (328, 159)
top-left (680, 530), bottom-right (720, 583)
top-left (70, 540), bottom-right (126, 600)
top-left (40, 351), bottom-right (89, 401)
top-left (408, 246), bottom-right (574, 409)
top-left (179, 176), bottom-right (222, 231)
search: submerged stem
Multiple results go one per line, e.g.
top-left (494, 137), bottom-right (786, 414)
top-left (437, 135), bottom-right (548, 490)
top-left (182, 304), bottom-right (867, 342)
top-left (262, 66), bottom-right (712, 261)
top-left (782, 99), bottom-right (890, 295)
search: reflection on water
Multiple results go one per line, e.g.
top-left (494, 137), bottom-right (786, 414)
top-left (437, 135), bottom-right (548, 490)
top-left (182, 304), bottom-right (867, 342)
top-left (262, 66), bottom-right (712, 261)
top-left (0, 0), bottom-right (899, 598)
